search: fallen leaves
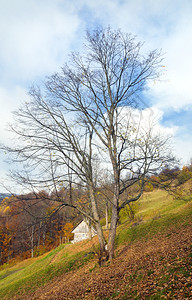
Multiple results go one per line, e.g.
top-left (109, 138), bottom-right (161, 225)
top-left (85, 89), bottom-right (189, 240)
top-left (13, 219), bottom-right (192, 300)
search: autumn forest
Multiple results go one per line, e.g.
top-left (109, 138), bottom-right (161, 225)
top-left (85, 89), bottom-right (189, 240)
top-left (0, 162), bottom-right (192, 265)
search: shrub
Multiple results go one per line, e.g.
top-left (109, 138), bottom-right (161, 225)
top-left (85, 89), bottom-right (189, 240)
top-left (177, 167), bottom-right (192, 184)
top-left (119, 202), bottom-right (138, 223)
top-left (144, 182), bottom-right (154, 192)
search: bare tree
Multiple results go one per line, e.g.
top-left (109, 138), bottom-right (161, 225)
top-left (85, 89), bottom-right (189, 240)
top-left (4, 26), bottom-right (175, 260)
top-left (5, 88), bottom-right (107, 254)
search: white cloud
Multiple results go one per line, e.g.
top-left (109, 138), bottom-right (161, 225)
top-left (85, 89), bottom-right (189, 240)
top-left (173, 135), bottom-right (192, 165)
top-left (0, 85), bottom-right (30, 193)
top-left (0, 0), bottom-right (82, 82)
top-left (118, 106), bottom-right (177, 137)
top-left (0, 0), bottom-right (192, 191)
top-left (0, 86), bottom-right (28, 144)
top-left (75, 0), bottom-right (192, 112)
top-left (147, 9), bottom-right (192, 111)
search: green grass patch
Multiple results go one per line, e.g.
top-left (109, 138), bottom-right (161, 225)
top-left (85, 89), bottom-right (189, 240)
top-left (0, 190), bottom-right (191, 299)
top-left (115, 191), bottom-right (192, 247)
top-left (0, 244), bottom-right (94, 299)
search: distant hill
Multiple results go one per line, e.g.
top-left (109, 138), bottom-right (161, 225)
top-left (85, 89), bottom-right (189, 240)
top-left (0, 193), bottom-right (12, 201)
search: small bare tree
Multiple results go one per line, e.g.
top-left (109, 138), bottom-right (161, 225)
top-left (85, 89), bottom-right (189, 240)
top-left (4, 26), bottom-right (175, 260)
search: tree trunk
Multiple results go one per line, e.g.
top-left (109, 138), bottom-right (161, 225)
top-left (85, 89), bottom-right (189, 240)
top-left (31, 225), bottom-right (34, 258)
top-left (107, 185), bottom-right (119, 260)
top-left (42, 223), bottom-right (47, 247)
top-left (37, 221), bottom-right (42, 248)
top-left (87, 218), bottom-right (93, 240)
top-left (89, 184), bottom-right (106, 253)
top-left (106, 201), bottom-right (109, 229)
top-left (0, 247), bottom-right (2, 264)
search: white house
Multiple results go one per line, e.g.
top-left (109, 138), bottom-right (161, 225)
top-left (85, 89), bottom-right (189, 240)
top-left (71, 220), bottom-right (97, 243)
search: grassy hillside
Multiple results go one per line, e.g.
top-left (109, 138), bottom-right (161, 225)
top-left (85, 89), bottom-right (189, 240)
top-left (0, 189), bottom-right (191, 299)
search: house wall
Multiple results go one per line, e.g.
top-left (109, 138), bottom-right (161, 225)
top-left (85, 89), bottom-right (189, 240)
top-left (72, 232), bottom-right (90, 243)
top-left (71, 220), bottom-right (96, 243)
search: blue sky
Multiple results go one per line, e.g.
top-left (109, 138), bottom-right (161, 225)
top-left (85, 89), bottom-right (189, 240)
top-left (0, 0), bottom-right (192, 192)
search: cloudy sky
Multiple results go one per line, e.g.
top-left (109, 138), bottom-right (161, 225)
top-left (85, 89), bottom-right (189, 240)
top-left (0, 0), bottom-right (192, 192)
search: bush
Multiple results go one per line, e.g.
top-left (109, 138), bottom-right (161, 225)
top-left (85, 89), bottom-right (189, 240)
top-left (159, 167), bottom-right (180, 182)
top-left (177, 167), bottom-right (192, 185)
top-left (34, 246), bottom-right (46, 257)
top-left (150, 176), bottom-right (160, 187)
top-left (119, 202), bottom-right (138, 223)
top-left (144, 182), bottom-right (154, 192)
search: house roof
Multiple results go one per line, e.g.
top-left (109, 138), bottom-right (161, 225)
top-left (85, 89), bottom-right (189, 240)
top-left (72, 220), bottom-right (96, 234)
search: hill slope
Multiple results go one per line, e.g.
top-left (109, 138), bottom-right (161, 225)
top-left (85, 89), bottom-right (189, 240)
top-left (30, 219), bottom-right (192, 299)
top-left (0, 190), bottom-right (191, 299)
